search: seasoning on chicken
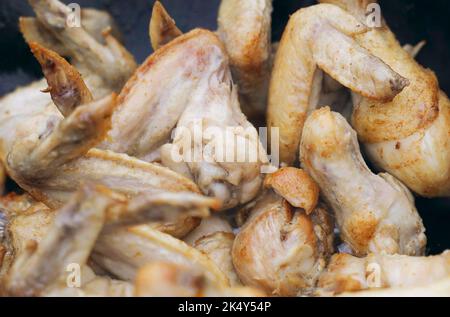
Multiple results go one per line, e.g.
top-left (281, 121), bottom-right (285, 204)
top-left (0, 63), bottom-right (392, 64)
top-left (232, 168), bottom-right (334, 296)
top-left (320, 0), bottom-right (450, 198)
top-left (267, 3), bottom-right (408, 165)
top-left (317, 251), bottom-right (450, 296)
top-left (300, 107), bottom-right (426, 256)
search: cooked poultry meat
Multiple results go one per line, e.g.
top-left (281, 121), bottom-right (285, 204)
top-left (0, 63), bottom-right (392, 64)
top-left (0, 0), bottom-right (448, 299)
top-left (232, 168), bottom-right (334, 296)
top-left (0, 193), bottom-right (52, 280)
top-left (338, 277), bottom-right (450, 297)
top-left (103, 29), bottom-right (269, 210)
top-left (149, 1), bottom-right (182, 51)
top-left (135, 262), bottom-right (264, 297)
top-left (184, 216), bottom-right (233, 246)
top-left (91, 225), bottom-right (230, 287)
top-left (20, 7), bottom-right (122, 56)
top-left (0, 44), bottom-right (209, 226)
top-left (194, 232), bottom-right (241, 286)
top-left (300, 107), bottom-right (426, 256)
top-left (30, 42), bottom-right (93, 116)
top-left (149, 0), bottom-right (273, 120)
top-left (267, 3), bottom-right (409, 165)
top-left (0, 163), bottom-right (5, 195)
top-left (27, 0), bottom-right (136, 94)
top-left (264, 167), bottom-right (319, 214)
top-left (320, 0), bottom-right (450, 198)
top-left (316, 251), bottom-right (450, 296)
top-left (217, 0), bottom-right (273, 119)
top-left (3, 184), bottom-right (119, 296)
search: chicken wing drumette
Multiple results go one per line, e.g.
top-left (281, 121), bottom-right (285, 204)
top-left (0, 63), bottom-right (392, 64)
top-left (300, 107), bottom-right (426, 256)
top-left (267, 4), bottom-right (408, 165)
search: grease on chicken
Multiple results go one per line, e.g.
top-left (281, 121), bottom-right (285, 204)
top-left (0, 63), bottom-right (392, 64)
top-left (267, 3), bottom-right (408, 165)
top-left (300, 107), bottom-right (426, 256)
top-left (317, 251), bottom-right (450, 296)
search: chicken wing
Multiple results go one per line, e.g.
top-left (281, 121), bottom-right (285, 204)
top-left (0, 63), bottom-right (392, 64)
top-left (194, 232), bottom-right (241, 286)
top-left (91, 225), bottom-right (230, 287)
top-left (103, 29), bottom-right (269, 210)
top-left (149, 1), bottom-right (182, 51)
top-left (232, 168), bottom-right (334, 296)
top-left (320, 0), bottom-right (450, 198)
top-left (217, 0), bottom-right (273, 119)
top-left (300, 107), bottom-right (426, 256)
top-left (317, 251), bottom-right (450, 296)
top-left (135, 262), bottom-right (264, 297)
top-left (267, 3), bottom-right (408, 165)
top-left (3, 184), bottom-right (114, 296)
top-left (27, 0), bottom-right (136, 94)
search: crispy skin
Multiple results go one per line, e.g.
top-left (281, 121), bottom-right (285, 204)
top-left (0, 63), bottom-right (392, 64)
top-left (232, 192), bottom-right (334, 296)
top-left (218, 0), bottom-right (273, 119)
top-left (300, 108), bottom-right (426, 256)
top-left (149, 1), bottom-right (182, 51)
top-left (267, 4), bottom-right (408, 165)
top-left (30, 42), bottom-right (93, 116)
top-left (321, 0), bottom-right (450, 197)
top-left (264, 167), bottom-right (319, 214)
top-left (135, 262), bottom-right (264, 297)
top-left (103, 29), bottom-right (268, 210)
top-left (7, 94), bottom-right (117, 180)
top-left (317, 252), bottom-right (450, 296)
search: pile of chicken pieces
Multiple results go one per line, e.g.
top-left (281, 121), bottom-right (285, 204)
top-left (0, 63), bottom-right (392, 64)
top-left (0, 0), bottom-right (449, 297)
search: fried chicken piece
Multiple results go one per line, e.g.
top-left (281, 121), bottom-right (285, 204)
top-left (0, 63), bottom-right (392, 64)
top-left (3, 184), bottom-right (115, 296)
top-left (184, 216), bottom-right (233, 245)
top-left (0, 163), bottom-right (5, 196)
top-left (320, 0), bottom-right (450, 198)
top-left (27, 0), bottom-right (136, 93)
top-left (91, 225), bottom-right (230, 287)
top-left (218, 0), bottom-right (273, 119)
top-left (30, 42), bottom-right (93, 116)
top-left (338, 278), bottom-right (450, 297)
top-left (316, 252), bottom-right (450, 296)
top-left (264, 167), bottom-right (319, 214)
top-left (103, 29), bottom-right (269, 210)
top-left (267, 4), bottom-right (408, 165)
top-left (300, 107), bottom-right (426, 256)
top-left (135, 262), bottom-right (264, 297)
top-left (149, 1), bottom-right (182, 51)
top-left (232, 189), bottom-right (334, 296)
top-left (0, 46), bottom-right (209, 230)
top-left (20, 7), bottom-right (122, 55)
top-left (194, 232), bottom-right (241, 286)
